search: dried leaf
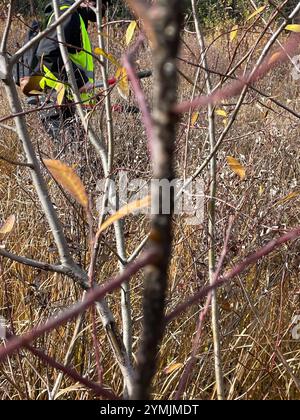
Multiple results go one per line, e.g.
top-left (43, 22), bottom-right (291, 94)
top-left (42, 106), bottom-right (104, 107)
top-left (276, 191), bottom-right (300, 205)
top-left (216, 109), bottom-right (228, 117)
top-left (44, 160), bottom-right (89, 208)
top-left (246, 6), bottom-right (266, 21)
top-left (54, 384), bottom-right (85, 399)
top-left (115, 67), bottom-right (129, 99)
top-left (219, 300), bottom-right (232, 312)
top-left (97, 196), bottom-right (151, 236)
top-left (126, 21), bottom-right (137, 45)
top-left (94, 47), bottom-right (120, 67)
top-left (230, 25), bottom-right (238, 42)
top-left (56, 83), bottom-right (65, 106)
top-left (164, 363), bottom-right (184, 375)
top-left (191, 112), bottom-right (199, 126)
top-left (29, 90), bottom-right (43, 95)
top-left (0, 215), bottom-right (16, 235)
top-left (227, 156), bottom-right (246, 180)
top-left (268, 52), bottom-right (281, 66)
top-left (285, 24), bottom-right (300, 33)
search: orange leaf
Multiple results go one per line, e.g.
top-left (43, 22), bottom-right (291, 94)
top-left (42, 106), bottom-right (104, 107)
top-left (268, 52), bottom-right (281, 66)
top-left (191, 112), bottom-right (199, 126)
top-left (226, 156), bottom-right (246, 181)
top-left (44, 160), bottom-right (89, 209)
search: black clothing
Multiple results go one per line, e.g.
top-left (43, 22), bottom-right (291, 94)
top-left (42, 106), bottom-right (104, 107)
top-left (36, 0), bottom-right (97, 88)
top-left (13, 20), bottom-right (40, 86)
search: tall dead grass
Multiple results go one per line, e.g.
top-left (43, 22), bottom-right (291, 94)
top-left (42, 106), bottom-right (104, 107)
top-left (0, 15), bottom-right (299, 400)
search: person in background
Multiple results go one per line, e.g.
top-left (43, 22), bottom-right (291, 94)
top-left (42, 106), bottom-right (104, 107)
top-left (35, 0), bottom-right (111, 137)
top-left (37, 0), bottom-right (111, 102)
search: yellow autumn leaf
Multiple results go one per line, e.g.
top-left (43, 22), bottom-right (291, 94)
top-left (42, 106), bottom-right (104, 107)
top-left (0, 215), bottom-right (16, 235)
top-left (246, 6), bottom-right (266, 21)
top-left (164, 363), bottom-right (184, 375)
top-left (126, 21), bottom-right (137, 45)
top-left (191, 112), bottom-right (199, 126)
top-left (115, 67), bottom-right (129, 99)
top-left (285, 24), bottom-right (300, 33)
top-left (97, 196), bottom-right (151, 236)
top-left (226, 156), bottom-right (246, 180)
top-left (56, 83), bottom-right (65, 106)
top-left (216, 109), bottom-right (228, 117)
top-left (43, 160), bottom-right (89, 209)
top-left (230, 25), bottom-right (238, 41)
top-left (94, 47), bottom-right (120, 67)
top-left (276, 192), bottom-right (300, 205)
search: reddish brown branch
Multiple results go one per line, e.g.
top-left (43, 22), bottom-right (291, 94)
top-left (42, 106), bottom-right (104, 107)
top-left (5, 332), bottom-right (118, 400)
top-left (0, 250), bottom-right (156, 363)
top-left (166, 227), bottom-right (300, 324)
top-left (174, 34), bottom-right (300, 114)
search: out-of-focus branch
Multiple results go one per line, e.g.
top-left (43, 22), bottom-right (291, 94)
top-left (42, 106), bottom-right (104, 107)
top-left (133, 0), bottom-right (184, 400)
top-left (126, 0), bottom-right (154, 45)
top-left (166, 227), bottom-right (300, 324)
top-left (175, 3), bottom-right (300, 115)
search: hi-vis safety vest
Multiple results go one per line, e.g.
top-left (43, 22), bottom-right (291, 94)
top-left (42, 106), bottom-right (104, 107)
top-left (39, 5), bottom-right (94, 104)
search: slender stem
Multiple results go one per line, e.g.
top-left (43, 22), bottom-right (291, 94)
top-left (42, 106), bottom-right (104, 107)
top-left (96, 0), bottom-right (132, 364)
top-left (0, 0), bottom-right (13, 52)
top-left (52, 0), bottom-right (134, 395)
top-left (191, 0), bottom-right (224, 400)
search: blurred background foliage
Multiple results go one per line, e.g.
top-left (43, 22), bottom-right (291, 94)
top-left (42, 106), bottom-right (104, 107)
top-left (8, 0), bottom-right (300, 25)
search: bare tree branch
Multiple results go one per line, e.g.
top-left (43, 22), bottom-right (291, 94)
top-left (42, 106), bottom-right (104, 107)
top-left (133, 0), bottom-right (184, 400)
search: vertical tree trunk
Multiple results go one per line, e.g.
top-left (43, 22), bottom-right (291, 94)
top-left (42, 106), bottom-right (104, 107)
top-left (133, 0), bottom-right (184, 400)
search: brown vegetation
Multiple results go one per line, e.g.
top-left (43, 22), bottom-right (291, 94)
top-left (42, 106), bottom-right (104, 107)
top-left (0, 2), bottom-right (300, 400)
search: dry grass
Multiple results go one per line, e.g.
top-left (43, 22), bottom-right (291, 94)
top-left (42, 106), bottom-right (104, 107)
top-left (0, 14), bottom-right (300, 400)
